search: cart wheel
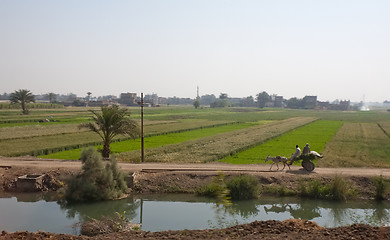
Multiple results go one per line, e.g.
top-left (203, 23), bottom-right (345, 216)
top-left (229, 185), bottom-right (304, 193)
top-left (302, 160), bottom-right (315, 172)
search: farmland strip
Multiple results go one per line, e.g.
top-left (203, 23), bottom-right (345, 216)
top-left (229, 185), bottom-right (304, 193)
top-left (320, 122), bottom-right (390, 168)
top-left (221, 120), bottom-right (343, 164)
top-left (118, 117), bottom-right (317, 163)
top-left (0, 120), bottom-right (234, 157)
top-left (39, 122), bottom-right (258, 160)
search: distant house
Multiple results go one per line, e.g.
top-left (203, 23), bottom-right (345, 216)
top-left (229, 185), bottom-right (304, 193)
top-left (316, 100), bottom-right (350, 110)
top-left (144, 94), bottom-right (159, 107)
top-left (120, 93), bottom-right (137, 106)
top-left (316, 101), bottom-right (330, 110)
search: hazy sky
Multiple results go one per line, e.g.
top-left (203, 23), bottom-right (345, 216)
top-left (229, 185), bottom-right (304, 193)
top-left (1, 1), bottom-right (389, 102)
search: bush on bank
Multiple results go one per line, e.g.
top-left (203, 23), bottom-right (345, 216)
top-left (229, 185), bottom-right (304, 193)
top-left (65, 147), bottom-right (127, 202)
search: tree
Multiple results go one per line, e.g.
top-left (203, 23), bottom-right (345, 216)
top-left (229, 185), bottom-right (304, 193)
top-left (200, 94), bottom-right (216, 105)
top-left (240, 96), bottom-right (255, 107)
top-left (193, 99), bottom-right (200, 109)
top-left (219, 93), bottom-right (228, 100)
top-left (10, 89), bottom-right (35, 114)
top-left (256, 91), bottom-right (270, 108)
top-left (79, 105), bottom-right (139, 158)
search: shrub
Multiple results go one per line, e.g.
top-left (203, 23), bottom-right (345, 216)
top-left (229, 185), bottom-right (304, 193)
top-left (262, 184), bottom-right (296, 196)
top-left (65, 147), bottom-right (127, 202)
top-left (373, 175), bottom-right (386, 200)
top-left (325, 175), bottom-right (349, 201)
top-left (225, 175), bottom-right (259, 200)
top-left (299, 179), bottom-right (326, 199)
top-left (196, 172), bottom-right (231, 206)
top-left (196, 172), bottom-right (228, 198)
top-left (299, 176), bottom-right (353, 201)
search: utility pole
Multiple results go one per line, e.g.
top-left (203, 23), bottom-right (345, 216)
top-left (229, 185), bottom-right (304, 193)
top-left (139, 93), bottom-right (145, 163)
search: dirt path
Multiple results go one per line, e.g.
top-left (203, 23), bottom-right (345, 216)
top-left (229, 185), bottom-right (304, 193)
top-left (1, 156), bottom-right (390, 177)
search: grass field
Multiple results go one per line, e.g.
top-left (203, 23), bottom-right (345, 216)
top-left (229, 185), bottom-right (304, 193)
top-left (319, 122), bottom-right (390, 168)
top-left (220, 120), bottom-right (343, 164)
top-left (116, 117), bottom-right (316, 163)
top-left (1, 106), bottom-right (390, 167)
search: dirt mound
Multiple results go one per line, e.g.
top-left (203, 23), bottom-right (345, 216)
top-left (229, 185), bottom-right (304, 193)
top-left (1, 220), bottom-right (390, 240)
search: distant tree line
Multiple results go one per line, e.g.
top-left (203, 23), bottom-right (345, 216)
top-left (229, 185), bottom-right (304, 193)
top-left (2, 89), bottom-right (374, 112)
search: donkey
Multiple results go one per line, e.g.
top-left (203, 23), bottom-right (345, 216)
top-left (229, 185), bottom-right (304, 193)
top-left (265, 155), bottom-right (291, 171)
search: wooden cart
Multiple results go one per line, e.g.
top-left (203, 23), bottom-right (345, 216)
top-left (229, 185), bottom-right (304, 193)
top-left (287, 153), bottom-right (318, 172)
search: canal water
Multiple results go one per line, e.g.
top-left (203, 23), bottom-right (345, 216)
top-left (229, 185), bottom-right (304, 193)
top-left (0, 192), bottom-right (390, 235)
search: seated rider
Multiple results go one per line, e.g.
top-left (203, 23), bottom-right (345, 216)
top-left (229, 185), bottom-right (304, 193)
top-left (302, 143), bottom-right (310, 155)
top-left (291, 145), bottom-right (301, 159)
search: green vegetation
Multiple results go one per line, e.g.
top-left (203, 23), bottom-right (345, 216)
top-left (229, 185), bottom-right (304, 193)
top-left (10, 89), bottom-right (35, 114)
top-left (320, 122), bottom-right (390, 168)
top-left (373, 175), bottom-right (387, 201)
top-left (197, 174), bottom-right (259, 201)
top-left (65, 147), bottom-right (127, 202)
top-left (225, 175), bottom-right (260, 200)
top-left (79, 105), bottom-right (139, 158)
top-left (196, 172), bottom-right (231, 206)
top-left (299, 175), bottom-right (355, 201)
top-left (262, 184), bottom-right (296, 196)
top-left (116, 117), bottom-right (315, 163)
top-left (1, 106), bottom-right (390, 168)
top-left (221, 120), bottom-right (342, 165)
top-left (40, 122), bottom-right (258, 160)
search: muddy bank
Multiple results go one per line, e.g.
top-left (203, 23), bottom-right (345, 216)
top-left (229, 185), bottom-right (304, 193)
top-left (1, 162), bottom-right (390, 239)
top-left (1, 219), bottom-right (390, 240)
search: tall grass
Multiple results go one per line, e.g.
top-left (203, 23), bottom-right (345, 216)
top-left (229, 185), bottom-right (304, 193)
top-left (225, 175), bottom-right (260, 200)
top-left (373, 175), bottom-right (387, 200)
top-left (299, 175), bottom-right (353, 201)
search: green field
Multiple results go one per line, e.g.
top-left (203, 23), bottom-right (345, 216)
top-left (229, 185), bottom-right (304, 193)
top-left (1, 106), bottom-right (390, 167)
top-left (221, 120), bottom-right (343, 164)
top-left (40, 122), bottom-right (261, 160)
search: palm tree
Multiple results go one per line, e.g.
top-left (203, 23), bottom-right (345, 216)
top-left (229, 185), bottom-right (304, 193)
top-left (10, 89), bottom-right (35, 114)
top-left (79, 105), bottom-right (139, 158)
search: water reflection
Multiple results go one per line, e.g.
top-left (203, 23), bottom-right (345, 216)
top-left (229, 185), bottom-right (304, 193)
top-left (58, 196), bottom-right (140, 222)
top-left (1, 193), bottom-right (390, 234)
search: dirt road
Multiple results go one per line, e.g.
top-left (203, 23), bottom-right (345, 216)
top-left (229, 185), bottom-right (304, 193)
top-left (1, 156), bottom-right (390, 177)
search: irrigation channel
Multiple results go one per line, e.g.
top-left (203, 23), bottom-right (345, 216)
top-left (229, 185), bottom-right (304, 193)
top-left (1, 193), bottom-right (390, 235)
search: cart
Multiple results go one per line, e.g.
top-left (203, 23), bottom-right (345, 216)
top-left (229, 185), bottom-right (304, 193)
top-left (287, 153), bottom-right (319, 172)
